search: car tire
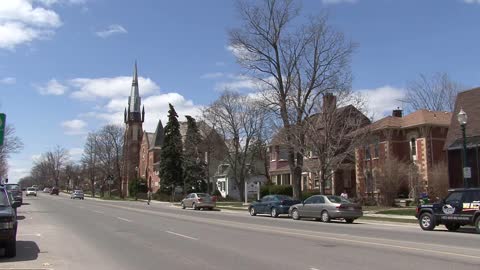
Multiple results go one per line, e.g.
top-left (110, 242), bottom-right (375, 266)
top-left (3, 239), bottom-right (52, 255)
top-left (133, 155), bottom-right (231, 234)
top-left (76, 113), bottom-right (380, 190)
top-left (271, 207), bottom-right (279, 218)
top-left (192, 203), bottom-right (198, 210)
top-left (475, 216), bottom-right (480, 234)
top-left (345, 218), bottom-right (354, 224)
top-left (181, 202), bottom-right (186, 209)
top-left (321, 211), bottom-right (331, 223)
top-left (291, 209), bottom-right (301, 220)
top-left (445, 223), bottom-right (460, 232)
top-left (249, 206), bottom-right (257, 216)
top-left (419, 212), bottom-right (435, 231)
top-left (5, 240), bottom-right (16, 258)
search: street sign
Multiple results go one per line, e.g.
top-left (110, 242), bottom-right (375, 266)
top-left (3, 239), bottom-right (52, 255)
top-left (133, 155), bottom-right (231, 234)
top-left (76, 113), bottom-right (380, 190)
top-left (463, 167), bottom-right (472, 178)
top-left (0, 113), bottom-right (6, 146)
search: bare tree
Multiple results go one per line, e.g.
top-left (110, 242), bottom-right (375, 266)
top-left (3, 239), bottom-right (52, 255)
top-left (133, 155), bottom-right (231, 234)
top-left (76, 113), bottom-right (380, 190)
top-left (404, 72), bottom-right (461, 112)
top-left (82, 132), bottom-right (99, 197)
top-left (96, 125), bottom-right (124, 197)
top-left (42, 146), bottom-right (70, 187)
top-left (204, 91), bottom-right (264, 201)
top-left (376, 157), bottom-right (409, 206)
top-left (230, 0), bottom-right (354, 199)
top-left (428, 161), bottom-right (449, 200)
top-left (0, 125), bottom-right (24, 177)
top-left (303, 92), bottom-right (370, 194)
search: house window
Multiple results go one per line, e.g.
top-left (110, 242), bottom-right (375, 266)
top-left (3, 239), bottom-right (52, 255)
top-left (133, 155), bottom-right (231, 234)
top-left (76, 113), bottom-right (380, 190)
top-left (365, 145), bottom-right (371, 160)
top-left (302, 175), bottom-right (308, 191)
top-left (270, 147), bottom-right (276, 161)
top-left (374, 142), bottom-right (379, 158)
top-left (279, 147), bottom-right (288, 160)
top-left (410, 138), bottom-right (417, 160)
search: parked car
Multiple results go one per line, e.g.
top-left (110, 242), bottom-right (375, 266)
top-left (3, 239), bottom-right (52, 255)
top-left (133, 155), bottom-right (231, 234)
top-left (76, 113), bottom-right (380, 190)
top-left (70, 190), bottom-right (84, 200)
top-left (26, 187), bottom-right (37, 197)
top-left (289, 195), bottom-right (363, 223)
top-left (416, 188), bottom-right (480, 233)
top-left (50, 187), bottom-right (59, 195)
top-left (43, 188), bottom-right (51, 193)
top-left (181, 193), bottom-right (216, 210)
top-left (0, 185), bottom-right (20, 257)
top-left (249, 195), bottom-right (301, 218)
top-left (5, 184), bottom-right (22, 205)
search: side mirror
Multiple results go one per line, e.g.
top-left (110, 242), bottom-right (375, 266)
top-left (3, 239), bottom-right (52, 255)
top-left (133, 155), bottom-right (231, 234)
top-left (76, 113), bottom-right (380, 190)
top-left (12, 201), bottom-right (21, 208)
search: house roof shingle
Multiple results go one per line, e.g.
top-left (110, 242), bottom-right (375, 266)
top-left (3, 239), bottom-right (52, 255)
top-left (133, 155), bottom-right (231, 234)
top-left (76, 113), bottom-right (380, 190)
top-left (444, 87), bottom-right (480, 150)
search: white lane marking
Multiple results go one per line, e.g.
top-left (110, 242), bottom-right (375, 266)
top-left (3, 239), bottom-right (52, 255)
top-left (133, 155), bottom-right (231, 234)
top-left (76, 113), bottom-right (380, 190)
top-left (309, 268), bottom-right (320, 270)
top-left (17, 233), bottom-right (42, 237)
top-left (117, 217), bottom-right (132, 222)
top-left (93, 210), bottom-right (104, 214)
top-left (165, 230), bottom-right (198, 240)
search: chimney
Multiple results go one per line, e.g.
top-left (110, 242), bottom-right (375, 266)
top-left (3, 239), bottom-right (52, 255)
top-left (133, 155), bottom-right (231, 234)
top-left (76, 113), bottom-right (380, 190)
top-left (392, 107), bottom-right (403, 117)
top-left (323, 93), bottom-right (337, 114)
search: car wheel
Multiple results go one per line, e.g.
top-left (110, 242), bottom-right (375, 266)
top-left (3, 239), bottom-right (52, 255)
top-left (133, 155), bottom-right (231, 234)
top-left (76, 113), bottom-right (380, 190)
top-left (192, 203), bottom-right (198, 210)
top-left (249, 206), bottom-right (257, 216)
top-left (291, 209), bottom-right (301, 220)
top-left (345, 218), bottom-right (354, 224)
top-left (419, 212), bottom-right (435, 231)
top-left (475, 216), bottom-right (480, 234)
top-left (5, 240), bottom-right (16, 258)
top-left (321, 211), bottom-right (331, 223)
top-left (181, 202), bottom-right (186, 209)
top-left (271, 207), bottom-right (279, 218)
top-left (445, 223), bottom-right (460, 232)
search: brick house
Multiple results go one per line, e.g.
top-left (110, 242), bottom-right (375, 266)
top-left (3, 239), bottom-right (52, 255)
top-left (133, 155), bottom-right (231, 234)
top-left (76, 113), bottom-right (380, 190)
top-left (269, 94), bottom-right (370, 197)
top-left (444, 87), bottom-right (480, 188)
top-left (355, 109), bottom-right (451, 198)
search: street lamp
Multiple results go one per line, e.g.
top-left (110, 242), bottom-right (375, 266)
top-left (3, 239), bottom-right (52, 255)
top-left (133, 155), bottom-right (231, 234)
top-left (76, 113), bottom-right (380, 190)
top-left (457, 108), bottom-right (469, 188)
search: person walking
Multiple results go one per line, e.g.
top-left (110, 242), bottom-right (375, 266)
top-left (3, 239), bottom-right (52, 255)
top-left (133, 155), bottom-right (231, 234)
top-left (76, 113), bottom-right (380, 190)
top-left (340, 190), bottom-right (349, 200)
top-left (147, 188), bottom-right (152, 205)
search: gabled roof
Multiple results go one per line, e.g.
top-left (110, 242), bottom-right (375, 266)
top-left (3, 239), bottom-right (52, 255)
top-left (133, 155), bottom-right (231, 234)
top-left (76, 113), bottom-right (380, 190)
top-left (152, 120), bottom-right (164, 148)
top-left (445, 87), bottom-right (480, 150)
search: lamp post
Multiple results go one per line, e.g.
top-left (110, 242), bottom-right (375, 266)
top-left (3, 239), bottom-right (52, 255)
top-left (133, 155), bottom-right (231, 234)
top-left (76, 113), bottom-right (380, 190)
top-left (457, 108), bottom-right (469, 188)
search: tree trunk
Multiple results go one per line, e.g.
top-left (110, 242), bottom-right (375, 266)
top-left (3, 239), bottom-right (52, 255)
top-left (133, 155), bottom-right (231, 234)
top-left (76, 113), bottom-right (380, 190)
top-left (91, 178), bottom-right (95, 198)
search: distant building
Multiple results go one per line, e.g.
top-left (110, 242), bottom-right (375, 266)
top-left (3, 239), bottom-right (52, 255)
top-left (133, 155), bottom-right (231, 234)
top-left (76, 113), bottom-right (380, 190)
top-left (138, 121), bottom-right (164, 193)
top-left (444, 87), bottom-right (480, 188)
top-left (355, 109), bottom-right (451, 198)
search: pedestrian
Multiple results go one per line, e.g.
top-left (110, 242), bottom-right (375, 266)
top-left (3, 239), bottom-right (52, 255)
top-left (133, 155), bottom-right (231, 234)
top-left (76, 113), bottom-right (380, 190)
top-left (147, 188), bottom-right (152, 205)
top-left (340, 190), bottom-right (348, 199)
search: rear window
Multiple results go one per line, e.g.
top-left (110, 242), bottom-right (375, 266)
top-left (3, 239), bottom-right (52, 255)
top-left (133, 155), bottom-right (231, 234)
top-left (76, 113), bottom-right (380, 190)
top-left (5, 184), bottom-right (20, 191)
top-left (196, 193), bottom-right (209, 198)
top-left (327, 196), bottom-right (351, 204)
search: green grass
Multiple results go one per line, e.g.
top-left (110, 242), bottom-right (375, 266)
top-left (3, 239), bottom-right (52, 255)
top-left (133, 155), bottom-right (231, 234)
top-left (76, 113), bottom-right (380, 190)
top-left (376, 209), bottom-right (417, 216)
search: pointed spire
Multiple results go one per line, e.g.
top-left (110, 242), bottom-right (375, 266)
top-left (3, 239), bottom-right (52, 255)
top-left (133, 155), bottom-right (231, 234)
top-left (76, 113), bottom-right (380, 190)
top-left (128, 60), bottom-right (141, 113)
top-left (153, 120), bottom-right (164, 147)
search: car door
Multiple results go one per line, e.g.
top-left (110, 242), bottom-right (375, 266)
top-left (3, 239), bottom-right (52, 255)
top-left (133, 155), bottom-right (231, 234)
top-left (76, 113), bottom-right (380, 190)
top-left (462, 190), bottom-right (480, 222)
top-left (310, 196), bottom-right (326, 218)
top-left (301, 196), bottom-right (318, 217)
top-left (257, 196), bottom-right (270, 214)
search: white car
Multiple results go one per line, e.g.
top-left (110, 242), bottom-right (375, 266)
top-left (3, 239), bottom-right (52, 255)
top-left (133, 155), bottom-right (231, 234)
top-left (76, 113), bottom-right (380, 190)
top-left (26, 187), bottom-right (37, 197)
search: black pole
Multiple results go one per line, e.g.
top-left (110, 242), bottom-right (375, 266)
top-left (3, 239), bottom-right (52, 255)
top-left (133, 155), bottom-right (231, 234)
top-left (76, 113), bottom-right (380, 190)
top-left (462, 124), bottom-right (469, 188)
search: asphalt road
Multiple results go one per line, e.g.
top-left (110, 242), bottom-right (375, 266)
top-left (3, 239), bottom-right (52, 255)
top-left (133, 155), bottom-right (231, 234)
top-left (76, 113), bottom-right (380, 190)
top-left (0, 193), bottom-right (479, 270)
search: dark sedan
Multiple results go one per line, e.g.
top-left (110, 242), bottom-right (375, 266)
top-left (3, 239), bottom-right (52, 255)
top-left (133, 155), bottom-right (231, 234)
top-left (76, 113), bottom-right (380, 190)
top-left (289, 195), bottom-right (363, 223)
top-left (5, 184), bottom-right (22, 205)
top-left (249, 195), bottom-right (301, 218)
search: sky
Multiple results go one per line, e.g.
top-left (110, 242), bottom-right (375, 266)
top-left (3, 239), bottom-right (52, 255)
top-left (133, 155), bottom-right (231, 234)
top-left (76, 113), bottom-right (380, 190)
top-left (2, 0), bottom-right (480, 182)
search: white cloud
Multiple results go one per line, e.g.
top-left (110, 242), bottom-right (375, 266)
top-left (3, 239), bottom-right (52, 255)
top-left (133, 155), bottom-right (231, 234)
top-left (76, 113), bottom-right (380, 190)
top-left (8, 165), bottom-right (29, 182)
top-left (31, 154), bottom-right (42, 162)
top-left (357, 85), bottom-right (405, 120)
top-left (463, 0), bottom-right (480, 4)
top-left (214, 74), bottom-right (263, 91)
top-left (37, 78), bottom-right (68, 95)
top-left (322, 0), bottom-right (358, 4)
top-left (0, 77), bottom-right (16, 84)
top-left (200, 72), bottom-right (224, 79)
top-left (69, 76), bottom-right (159, 100)
top-left (96, 24), bottom-right (127, 38)
top-left (0, 0), bottom-right (62, 50)
top-left (34, 0), bottom-right (87, 6)
top-left (61, 119), bottom-right (87, 135)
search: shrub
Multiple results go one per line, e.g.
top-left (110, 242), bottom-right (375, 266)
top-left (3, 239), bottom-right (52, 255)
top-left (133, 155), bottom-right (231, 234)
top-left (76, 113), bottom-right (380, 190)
top-left (301, 191), bottom-right (319, 201)
top-left (212, 189), bottom-right (222, 197)
top-left (260, 184), bottom-right (293, 197)
top-left (428, 161), bottom-right (449, 200)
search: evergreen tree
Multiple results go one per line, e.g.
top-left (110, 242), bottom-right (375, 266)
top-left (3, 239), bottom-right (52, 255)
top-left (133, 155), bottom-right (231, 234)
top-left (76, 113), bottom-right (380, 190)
top-left (183, 116), bottom-right (207, 193)
top-left (159, 104), bottom-right (184, 195)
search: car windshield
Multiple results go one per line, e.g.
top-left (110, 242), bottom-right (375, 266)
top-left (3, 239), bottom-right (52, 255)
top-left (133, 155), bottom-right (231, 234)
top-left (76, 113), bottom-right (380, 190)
top-left (75, 190), bottom-right (83, 193)
top-left (27, 188), bottom-right (35, 191)
top-left (327, 196), bottom-right (351, 204)
top-left (0, 190), bottom-right (9, 206)
top-left (5, 184), bottom-right (20, 191)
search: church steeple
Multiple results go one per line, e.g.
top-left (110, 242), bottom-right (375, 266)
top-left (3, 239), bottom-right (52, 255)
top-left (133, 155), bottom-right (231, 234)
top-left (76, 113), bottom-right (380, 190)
top-left (128, 61), bottom-right (141, 113)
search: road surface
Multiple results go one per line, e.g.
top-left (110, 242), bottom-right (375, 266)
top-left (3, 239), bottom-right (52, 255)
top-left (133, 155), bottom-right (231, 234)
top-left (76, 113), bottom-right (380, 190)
top-left (0, 193), bottom-right (479, 270)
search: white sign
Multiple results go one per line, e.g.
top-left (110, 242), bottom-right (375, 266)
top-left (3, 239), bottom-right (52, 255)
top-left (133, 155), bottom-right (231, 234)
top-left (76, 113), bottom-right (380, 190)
top-left (463, 167), bottom-right (472, 178)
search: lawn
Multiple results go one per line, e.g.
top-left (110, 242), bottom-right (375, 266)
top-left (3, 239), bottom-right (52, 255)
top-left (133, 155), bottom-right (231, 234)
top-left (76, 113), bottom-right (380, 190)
top-left (376, 208), bottom-right (417, 216)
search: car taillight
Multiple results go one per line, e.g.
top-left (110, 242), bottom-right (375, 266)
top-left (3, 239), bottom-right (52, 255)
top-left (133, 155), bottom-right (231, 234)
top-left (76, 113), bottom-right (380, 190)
top-left (416, 207), bottom-right (420, 215)
top-left (197, 198), bottom-right (203, 202)
top-left (212, 196), bottom-right (217, 202)
top-left (336, 205), bottom-right (347, 209)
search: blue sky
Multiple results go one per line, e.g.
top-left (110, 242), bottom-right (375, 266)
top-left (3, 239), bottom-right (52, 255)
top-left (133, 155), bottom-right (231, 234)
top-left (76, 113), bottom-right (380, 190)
top-left (2, 0), bottom-right (480, 182)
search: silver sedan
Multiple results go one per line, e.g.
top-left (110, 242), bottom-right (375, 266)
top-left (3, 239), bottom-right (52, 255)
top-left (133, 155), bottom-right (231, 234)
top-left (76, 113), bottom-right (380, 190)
top-left (289, 195), bottom-right (362, 223)
top-left (181, 193), bottom-right (216, 210)
top-left (70, 190), bottom-right (84, 200)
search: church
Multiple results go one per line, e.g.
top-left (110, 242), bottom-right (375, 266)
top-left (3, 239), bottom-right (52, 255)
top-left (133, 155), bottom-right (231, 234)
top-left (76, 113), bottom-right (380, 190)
top-left (121, 63), bottom-right (228, 197)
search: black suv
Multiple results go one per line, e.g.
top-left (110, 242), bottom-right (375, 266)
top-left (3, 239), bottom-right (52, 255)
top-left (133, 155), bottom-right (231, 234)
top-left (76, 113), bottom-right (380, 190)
top-left (416, 188), bottom-right (480, 233)
top-left (0, 185), bottom-right (20, 257)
